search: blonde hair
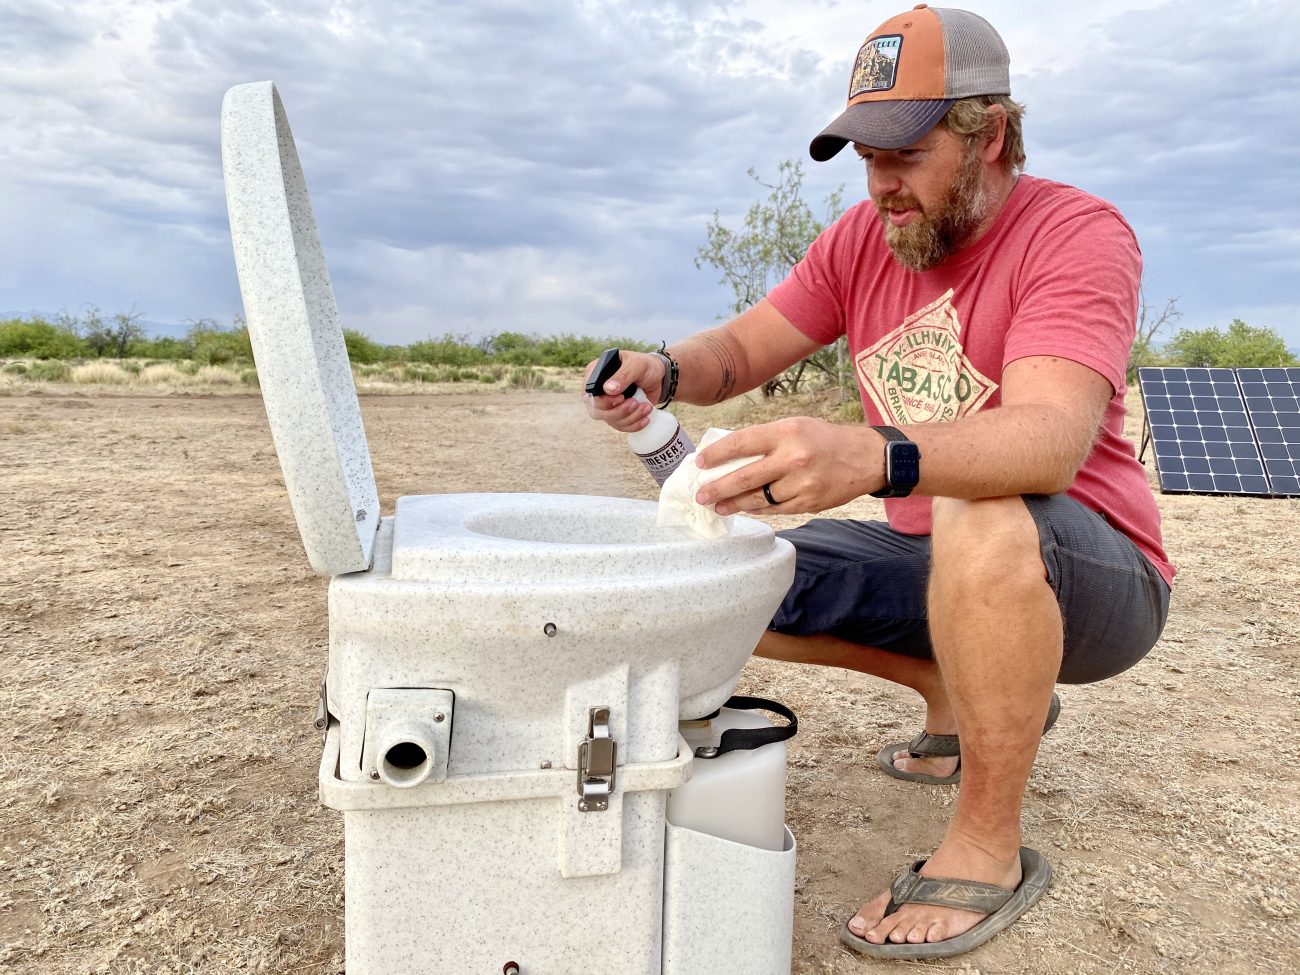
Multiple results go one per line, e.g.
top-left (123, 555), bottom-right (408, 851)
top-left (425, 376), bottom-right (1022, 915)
top-left (941, 95), bottom-right (1026, 174)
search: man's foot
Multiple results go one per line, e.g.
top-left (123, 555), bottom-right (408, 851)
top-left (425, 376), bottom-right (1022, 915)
top-left (889, 743), bottom-right (959, 779)
top-left (892, 692), bottom-right (958, 777)
top-left (879, 693), bottom-right (1062, 785)
top-left (847, 836), bottom-right (1023, 947)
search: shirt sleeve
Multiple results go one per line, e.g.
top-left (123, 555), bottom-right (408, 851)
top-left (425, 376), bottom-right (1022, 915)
top-left (766, 206), bottom-right (868, 345)
top-left (1003, 207), bottom-right (1142, 393)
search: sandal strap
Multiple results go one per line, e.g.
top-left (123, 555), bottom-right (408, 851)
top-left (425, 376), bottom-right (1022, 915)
top-left (886, 860), bottom-right (1015, 916)
top-left (907, 731), bottom-right (960, 758)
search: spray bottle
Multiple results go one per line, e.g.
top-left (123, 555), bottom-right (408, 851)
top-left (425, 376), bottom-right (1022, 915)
top-left (586, 347), bottom-right (695, 486)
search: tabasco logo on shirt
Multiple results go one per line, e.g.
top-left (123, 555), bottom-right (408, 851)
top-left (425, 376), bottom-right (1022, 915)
top-left (854, 289), bottom-right (996, 424)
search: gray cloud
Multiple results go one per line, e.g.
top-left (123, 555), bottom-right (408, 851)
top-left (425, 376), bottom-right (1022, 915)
top-left (1, 0), bottom-right (1297, 346)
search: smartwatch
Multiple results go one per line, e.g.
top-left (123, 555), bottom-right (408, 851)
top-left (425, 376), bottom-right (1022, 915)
top-left (869, 425), bottom-right (921, 499)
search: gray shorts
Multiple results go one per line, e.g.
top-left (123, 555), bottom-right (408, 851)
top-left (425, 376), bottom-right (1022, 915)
top-left (770, 494), bottom-right (1170, 684)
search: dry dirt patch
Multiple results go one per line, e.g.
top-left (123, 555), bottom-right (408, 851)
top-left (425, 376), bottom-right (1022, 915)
top-left (0, 386), bottom-right (1297, 974)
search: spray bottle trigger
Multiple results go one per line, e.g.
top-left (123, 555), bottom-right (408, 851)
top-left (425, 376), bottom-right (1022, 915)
top-left (584, 347), bottom-right (639, 400)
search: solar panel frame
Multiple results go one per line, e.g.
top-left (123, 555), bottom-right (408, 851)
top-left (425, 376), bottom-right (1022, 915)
top-left (1137, 366), bottom-right (1271, 496)
top-left (1237, 366), bottom-right (1300, 497)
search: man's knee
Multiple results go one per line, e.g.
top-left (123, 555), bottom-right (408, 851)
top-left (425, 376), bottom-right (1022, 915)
top-left (930, 495), bottom-right (1048, 587)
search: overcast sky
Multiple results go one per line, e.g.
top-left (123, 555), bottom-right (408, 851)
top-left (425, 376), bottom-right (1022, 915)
top-left (2, 0), bottom-right (1297, 348)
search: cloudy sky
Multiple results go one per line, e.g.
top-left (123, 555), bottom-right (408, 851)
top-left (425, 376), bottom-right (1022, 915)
top-left (2, 0), bottom-right (1297, 348)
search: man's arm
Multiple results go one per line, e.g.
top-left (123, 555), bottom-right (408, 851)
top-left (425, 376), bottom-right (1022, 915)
top-left (695, 354), bottom-right (1113, 515)
top-left (585, 299), bottom-right (823, 432)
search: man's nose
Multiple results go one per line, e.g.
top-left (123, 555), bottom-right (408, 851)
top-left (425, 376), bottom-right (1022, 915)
top-left (868, 161), bottom-right (902, 199)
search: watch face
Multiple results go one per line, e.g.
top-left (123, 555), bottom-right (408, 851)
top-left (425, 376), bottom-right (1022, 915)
top-left (887, 442), bottom-right (921, 488)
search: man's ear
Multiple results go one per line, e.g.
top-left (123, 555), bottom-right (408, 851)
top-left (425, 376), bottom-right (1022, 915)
top-left (983, 104), bottom-right (1008, 163)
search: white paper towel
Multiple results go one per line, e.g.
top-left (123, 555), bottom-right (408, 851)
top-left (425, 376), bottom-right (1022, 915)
top-left (657, 428), bottom-right (764, 538)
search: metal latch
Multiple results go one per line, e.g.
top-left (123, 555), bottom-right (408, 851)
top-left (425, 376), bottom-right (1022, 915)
top-left (576, 706), bottom-right (616, 812)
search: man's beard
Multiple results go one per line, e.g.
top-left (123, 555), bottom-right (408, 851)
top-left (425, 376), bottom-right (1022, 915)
top-left (877, 145), bottom-right (990, 272)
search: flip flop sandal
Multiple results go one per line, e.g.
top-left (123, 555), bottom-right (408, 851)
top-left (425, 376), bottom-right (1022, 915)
top-left (875, 692), bottom-right (1061, 785)
top-left (839, 846), bottom-right (1053, 959)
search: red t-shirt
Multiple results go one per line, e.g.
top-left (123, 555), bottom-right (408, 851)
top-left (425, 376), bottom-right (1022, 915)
top-left (767, 174), bottom-right (1174, 586)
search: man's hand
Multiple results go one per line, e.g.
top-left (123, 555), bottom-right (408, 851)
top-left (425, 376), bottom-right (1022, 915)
top-left (582, 350), bottom-right (666, 433)
top-left (693, 418), bottom-right (884, 515)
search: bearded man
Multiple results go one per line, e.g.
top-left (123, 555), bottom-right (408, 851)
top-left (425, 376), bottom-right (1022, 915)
top-left (585, 5), bottom-right (1173, 960)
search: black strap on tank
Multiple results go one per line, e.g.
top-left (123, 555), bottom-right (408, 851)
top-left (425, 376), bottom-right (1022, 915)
top-left (697, 695), bottom-right (798, 759)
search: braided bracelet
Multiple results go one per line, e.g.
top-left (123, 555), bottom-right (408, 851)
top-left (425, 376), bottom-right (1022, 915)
top-left (653, 342), bottom-right (680, 408)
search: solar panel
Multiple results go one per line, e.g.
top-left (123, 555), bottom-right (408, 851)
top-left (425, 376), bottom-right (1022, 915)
top-left (1237, 367), bottom-right (1300, 496)
top-left (1137, 366), bottom-right (1270, 495)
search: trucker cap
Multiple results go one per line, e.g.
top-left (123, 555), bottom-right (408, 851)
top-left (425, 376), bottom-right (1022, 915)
top-left (809, 4), bottom-right (1011, 161)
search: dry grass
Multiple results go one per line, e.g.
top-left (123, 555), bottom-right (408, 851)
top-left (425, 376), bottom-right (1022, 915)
top-left (0, 359), bottom-right (577, 397)
top-left (0, 386), bottom-right (1296, 975)
top-left (70, 362), bottom-right (133, 385)
top-left (137, 363), bottom-right (190, 385)
top-left (194, 365), bottom-right (239, 386)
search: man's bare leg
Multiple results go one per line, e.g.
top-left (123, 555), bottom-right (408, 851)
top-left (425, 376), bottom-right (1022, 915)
top-left (755, 631), bottom-right (960, 778)
top-left (848, 496), bottom-right (1061, 946)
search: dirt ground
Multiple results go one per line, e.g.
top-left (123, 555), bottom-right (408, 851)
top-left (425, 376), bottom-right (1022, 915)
top-left (1, 382), bottom-right (1297, 975)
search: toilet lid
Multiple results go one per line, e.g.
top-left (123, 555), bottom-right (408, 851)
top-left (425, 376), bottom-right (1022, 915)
top-left (221, 82), bottom-right (379, 576)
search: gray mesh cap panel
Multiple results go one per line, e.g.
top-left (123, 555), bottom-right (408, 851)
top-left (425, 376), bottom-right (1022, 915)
top-left (933, 7), bottom-right (1011, 97)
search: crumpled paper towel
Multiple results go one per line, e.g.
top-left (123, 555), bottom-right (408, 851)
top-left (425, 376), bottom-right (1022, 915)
top-left (657, 427), bottom-right (764, 538)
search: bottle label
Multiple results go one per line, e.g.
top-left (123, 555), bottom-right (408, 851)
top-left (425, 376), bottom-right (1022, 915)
top-left (636, 424), bottom-right (694, 486)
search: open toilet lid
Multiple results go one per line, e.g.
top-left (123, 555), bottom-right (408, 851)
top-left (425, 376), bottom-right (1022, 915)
top-left (221, 82), bottom-right (379, 576)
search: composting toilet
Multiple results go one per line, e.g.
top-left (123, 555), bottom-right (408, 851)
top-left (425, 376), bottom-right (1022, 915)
top-left (221, 81), bottom-right (798, 975)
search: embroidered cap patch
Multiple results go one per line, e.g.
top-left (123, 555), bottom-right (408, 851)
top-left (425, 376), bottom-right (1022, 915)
top-left (849, 35), bottom-right (902, 97)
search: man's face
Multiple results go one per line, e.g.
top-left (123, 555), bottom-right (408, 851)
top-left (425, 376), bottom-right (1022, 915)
top-left (855, 125), bottom-right (990, 272)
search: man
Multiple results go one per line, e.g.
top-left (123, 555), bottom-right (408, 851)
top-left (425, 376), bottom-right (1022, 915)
top-left (586, 5), bottom-right (1172, 961)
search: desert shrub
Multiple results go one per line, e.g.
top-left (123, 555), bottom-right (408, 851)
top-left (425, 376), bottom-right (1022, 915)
top-left (839, 399), bottom-right (865, 423)
top-left (478, 373), bottom-right (496, 383)
top-left (1165, 319), bottom-right (1297, 368)
top-left (3, 362), bottom-right (28, 375)
top-left (177, 360), bottom-right (202, 375)
top-left (196, 365), bottom-right (239, 385)
top-left (129, 335), bottom-right (194, 360)
top-left (240, 368), bottom-right (260, 387)
top-left (28, 360), bottom-right (71, 382)
top-left (0, 319), bottom-right (84, 359)
top-left (71, 362), bottom-right (131, 385)
top-left (344, 329), bottom-right (384, 365)
top-left (120, 360), bottom-right (142, 375)
top-left (138, 363), bottom-right (188, 385)
top-left (406, 335), bottom-right (489, 367)
top-left (189, 321), bottom-right (252, 365)
top-left (508, 366), bottom-right (545, 389)
top-left (401, 365), bottom-right (435, 383)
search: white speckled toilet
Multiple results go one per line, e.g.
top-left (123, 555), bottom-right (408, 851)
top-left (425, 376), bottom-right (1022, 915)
top-left (221, 82), bottom-right (798, 975)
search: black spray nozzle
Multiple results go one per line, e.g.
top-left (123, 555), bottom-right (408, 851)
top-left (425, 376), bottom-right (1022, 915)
top-left (584, 347), bottom-right (638, 399)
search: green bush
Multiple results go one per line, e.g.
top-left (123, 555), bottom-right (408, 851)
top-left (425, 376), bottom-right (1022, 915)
top-left (186, 319), bottom-right (252, 366)
top-left (401, 365), bottom-right (434, 383)
top-left (3, 361), bottom-right (28, 375)
top-left (406, 335), bottom-right (489, 367)
top-left (128, 335), bottom-right (194, 360)
top-left (508, 366), bottom-right (545, 389)
top-left (344, 329), bottom-right (384, 365)
top-left (0, 319), bottom-right (84, 359)
top-left (240, 368), bottom-right (260, 387)
top-left (28, 360), bottom-right (71, 382)
top-left (1165, 319), bottom-right (1298, 368)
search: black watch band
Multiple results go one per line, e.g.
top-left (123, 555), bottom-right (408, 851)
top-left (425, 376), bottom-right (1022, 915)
top-left (869, 425), bottom-right (921, 499)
